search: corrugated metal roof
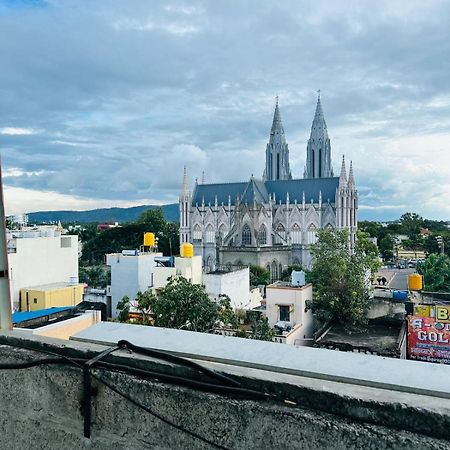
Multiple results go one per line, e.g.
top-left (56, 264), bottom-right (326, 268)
top-left (191, 177), bottom-right (338, 206)
top-left (12, 307), bottom-right (74, 325)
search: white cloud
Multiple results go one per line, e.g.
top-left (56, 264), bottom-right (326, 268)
top-left (112, 18), bottom-right (199, 35)
top-left (3, 185), bottom-right (163, 216)
top-left (3, 167), bottom-right (49, 178)
top-left (0, 127), bottom-right (36, 135)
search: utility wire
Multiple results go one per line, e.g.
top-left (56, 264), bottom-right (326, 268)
top-left (0, 340), bottom-right (276, 449)
top-left (90, 370), bottom-right (231, 450)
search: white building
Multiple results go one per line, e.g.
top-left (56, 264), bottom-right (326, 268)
top-left (153, 255), bottom-right (202, 290)
top-left (106, 250), bottom-right (162, 318)
top-left (7, 226), bottom-right (79, 311)
top-left (266, 280), bottom-right (314, 345)
top-left (203, 267), bottom-right (260, 310)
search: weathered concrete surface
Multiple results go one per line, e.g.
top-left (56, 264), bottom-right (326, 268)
top-left (0, 332), bottom-right (449, 449)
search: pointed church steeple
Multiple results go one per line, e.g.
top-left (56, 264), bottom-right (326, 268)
top-left (181, 166), bottom-right (189, 196)
top-left (263, 97), bottom-right (292, 181)
top-left (179, 166), bottom-right (191, 245)
top-left (304, 92), bottom-right (334, 179)
top-left (347, 161), bottom-right (355, 189)
top-left (339, 155), bottom-right (347, 186)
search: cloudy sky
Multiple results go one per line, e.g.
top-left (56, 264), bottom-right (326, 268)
top-left (1, 0), bottom-right (450, 220)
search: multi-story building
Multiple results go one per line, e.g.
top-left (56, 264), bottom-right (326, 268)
top-left (180, 94), bottom-right (358, 279)
top-left (7, 226), bottom-right (79, 311)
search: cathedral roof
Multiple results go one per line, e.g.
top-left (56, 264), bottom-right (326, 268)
top-left (265, 177), bottom-right (339, 203)
top-left (191, 177), bottom-right (339, 206)
top-left (241, 178), bottom-right (269, 203)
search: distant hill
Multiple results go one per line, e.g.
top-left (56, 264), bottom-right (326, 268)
top-left (27, 203), bottom-right (179, 224)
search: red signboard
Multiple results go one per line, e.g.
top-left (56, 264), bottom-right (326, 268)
top-left (407, 316), bottom-right (450, 364)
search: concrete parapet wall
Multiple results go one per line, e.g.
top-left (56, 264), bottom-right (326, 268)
top-left (0, 332), bottom-right (449, 449)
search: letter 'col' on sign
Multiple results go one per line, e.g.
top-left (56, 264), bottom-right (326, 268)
top-left (436, 306), bottom-right (450, 323)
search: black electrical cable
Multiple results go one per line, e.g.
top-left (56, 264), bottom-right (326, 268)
top-left (0, 340), bottom-right (277, 449)
top-left (90, 370), bottom-right (232, 450)
top-left (0, 356), bottom-right (271, 400)
top-left (93, 360), bottom-right (271, 400)
top-left (117, 339), bottom-right (242, 387)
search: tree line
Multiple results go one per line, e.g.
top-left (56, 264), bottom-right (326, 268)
top-left (359, 212), bottom-right (449, 260)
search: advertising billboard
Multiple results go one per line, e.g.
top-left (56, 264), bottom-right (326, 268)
top-left (407, 313), bottom-right (450, 364)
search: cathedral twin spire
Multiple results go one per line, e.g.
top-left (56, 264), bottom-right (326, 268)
top-left (304, 93), bottom-right (334, 179)
top-left (263, 93), bottom-right (334, 181)
top-left (263, 97), bottom-right (292, 181)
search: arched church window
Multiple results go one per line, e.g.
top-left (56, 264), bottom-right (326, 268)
top-left (193, 225), bottom-right (202, 242)
top-left (258, 225), bottom-right (267, 245)
top-left (206, 255), bottom-right (214, 271)
top-left (274, 223), bottom-right (286, 245)
top-left (291, 223), bottom-right (301, 244)
top-left (218, 224), bottom-right (227, 245)
top-left (271, 260), bottom-right (278, 282)
top-left (307, 224), bottom-right (317, 245)
top-left (242, 224), bottom-right (252, 246)
top-left (205, 224), bottom-right (215, 244)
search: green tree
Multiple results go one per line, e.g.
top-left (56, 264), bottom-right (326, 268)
top-left (249, 265), bottom-right (270, 286)
top-left (417, 254), bottom-right (450, 292)
top-left (79, 265), bottom-right (110, 287)
top-left (379, 235), bottom-right (395, 261)
top-left (116, 295), bottom-right (130, 322)
top-left (307, 229), bottom-right (380, 327)
top-left (149, 277), bottom-right (219, 332)
top-left (217, 294), bottom-right (239, 329)
top-left (399, 212), bottom-right (424, 238)
top-left (80, 211), bottom-right (179, 265)
top-left (246, 311), bottom-right (274, 341)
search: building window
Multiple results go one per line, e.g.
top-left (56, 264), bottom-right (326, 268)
top-left (205, 225), bottom-right (215, 244)
top-left (258, 225), bottom-right (267, 245)
top-left (60, 237), bottom-right (72, 248)
top-left (271, 260), bottom-right (278, 282)
top-left (242, 225), bottom-right (252, 246)
top-left (291, 223), bottom-right (301, 244)
top-left (279, 305), bottom-right (290, 322)
top-left (193, 225), bottom-right (202, 242)
top-left (307, 224), bottom-right (317, 245)
top-left (34, 298), bottom-right (38, 304)
top-left (275, 223), bottom-right (286, 245)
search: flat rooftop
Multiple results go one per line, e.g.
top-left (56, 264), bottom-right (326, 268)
top-left (22, 282), bottom-right (84, 291)
top-left (71, 321), bottom-right (450, 399)
top-left (267, 281), bottom-right (311, 290)
top-left (316, 319), bottom-right (403, 356)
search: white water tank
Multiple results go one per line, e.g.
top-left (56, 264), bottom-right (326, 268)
top-left (291, 270), bottom-right (305, 287)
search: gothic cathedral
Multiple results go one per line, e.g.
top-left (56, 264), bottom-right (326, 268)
top-left (179, 94), bottom-right (358, 280)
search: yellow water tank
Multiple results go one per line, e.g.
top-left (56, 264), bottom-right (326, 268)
top-left (180, 242), bottom-right (194, 258)
top-left (408, 273), bottom-right (423, 291)
top-left (143, 232), bottom-right (155, 247)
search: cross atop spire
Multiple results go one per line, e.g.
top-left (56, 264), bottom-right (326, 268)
top-left (339, 155), bottom-right (347, 186)
top-left (271, 96), bottom-right (285, 136)
top-left (313, 91), bottom-right (325, 125)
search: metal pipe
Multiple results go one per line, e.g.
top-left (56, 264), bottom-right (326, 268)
top-left (0, 161), bottom-right (12, 330)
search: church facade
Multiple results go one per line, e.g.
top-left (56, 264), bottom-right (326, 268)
top-left (179, 95), bottom-right (358, 280)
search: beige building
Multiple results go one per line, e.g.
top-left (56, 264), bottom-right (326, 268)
top-left (20, 282), bottom-right (84, 311)
top-left (266, 281), bottom-right (314, 345)
top-left (7, 226), bottom-right (79, 311)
